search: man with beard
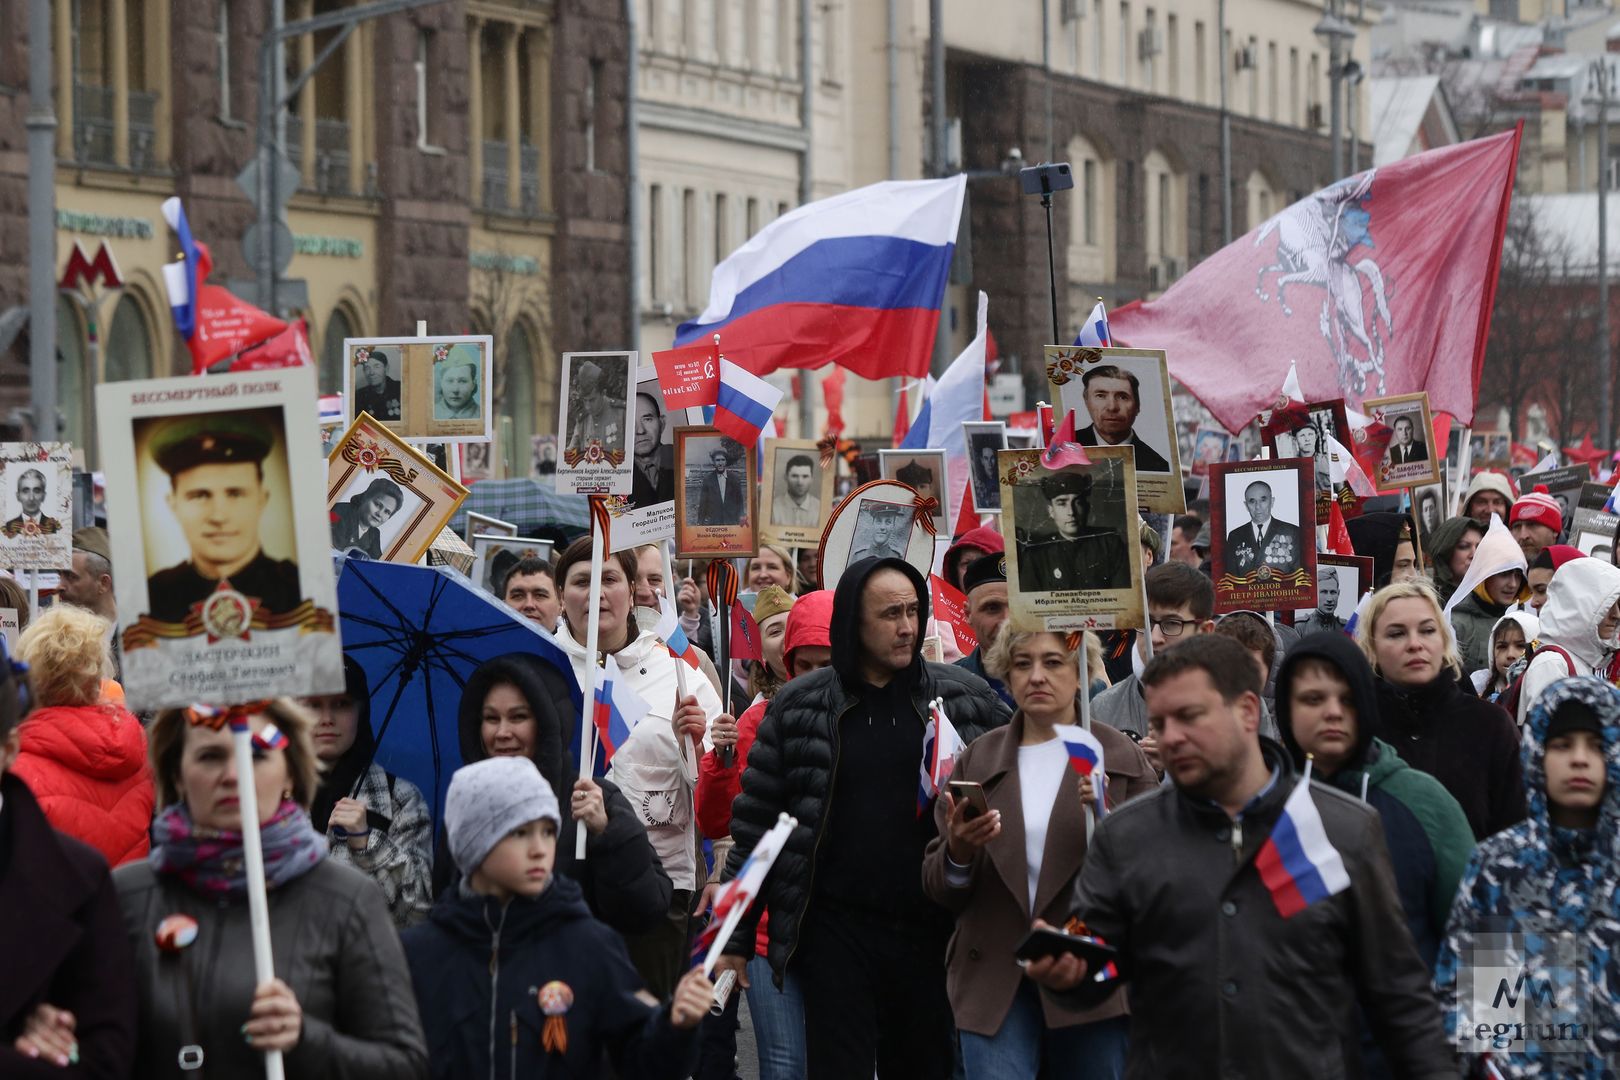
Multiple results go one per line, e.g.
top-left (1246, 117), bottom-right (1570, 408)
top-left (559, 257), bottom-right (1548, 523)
top-left (1077, 365), bottom-right (1170, 473)
top-left (1026, 634), bottom-right (1454, 1077)
top-left (631, 391), bottom-right (673, 506)
top-left (771, 454), bottom-right (820, 528)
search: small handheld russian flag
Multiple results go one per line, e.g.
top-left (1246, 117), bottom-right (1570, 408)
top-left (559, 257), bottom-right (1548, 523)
top-left (714, 358), bottom-right (785, 448)
top-left (592, 665), bottom-right (651, 766)
top-left (1073, 299), bottom-right (1112, 347)
top-left (1254, 769), bottom-right (1351, 918)
top-left (653, 605), bottom-right (701, 670)
top-left (1054, 724), bottom-right (1107, 818)
top-left (695, 812), bottom-right (797, 973)
top-left (917, 699), bottom-right (964, 816)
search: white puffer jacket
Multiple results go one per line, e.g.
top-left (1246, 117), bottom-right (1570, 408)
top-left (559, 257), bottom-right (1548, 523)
top-left (1517, 559), bottom-right (1620, 726)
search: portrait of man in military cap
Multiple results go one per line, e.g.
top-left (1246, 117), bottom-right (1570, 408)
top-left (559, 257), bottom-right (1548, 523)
top-left (2, 468), bottom-right (62, 537)
top-left (352, 346), bottom-right (402, 422)
top-left (1014, 468), bottom-right (1131, 593)
top-left (1292, 555), bottom-right (1370, 635)
top-left (140, 409), bottom-right (302, 625)
top-left (880, 448), bottom-right (949, 535)
top-left (850, 502), bottom-right (909, 563)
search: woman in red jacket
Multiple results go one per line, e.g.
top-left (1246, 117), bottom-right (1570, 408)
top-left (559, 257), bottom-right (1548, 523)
top-left (695, 588), bottom-right (833, 1080)
top-left (11, 604), bottom-right (153, 867)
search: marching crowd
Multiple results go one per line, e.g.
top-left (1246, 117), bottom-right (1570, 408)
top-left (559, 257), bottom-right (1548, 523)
top-left (4, 468), bottom-right (1620, 1079)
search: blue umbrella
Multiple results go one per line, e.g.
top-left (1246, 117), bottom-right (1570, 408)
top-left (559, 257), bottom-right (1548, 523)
top-left (337, 557), bottom-right (582, 828)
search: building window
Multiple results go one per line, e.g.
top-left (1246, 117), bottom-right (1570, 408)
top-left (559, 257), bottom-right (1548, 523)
top-left (714, 193), bottom-right (729, 267)
top-left (1194, 21), bottom-right (1206, 104)
top-left (416, 29), bottom-right (445, 152)
top-left (746, 196), bottom-right (760, 237)
top-left (779, 0), bottom-right (796, 76)
top-left (1267, 42), bottom-right (1278, 121)
top-left (682, 188), bottom-right (698, 308)
top-left (1308, 52), bottom-right (1320, 125)
top-left (1092, 0), bottom-right (1104, 78)
top-left (1067, 135), bottom-right (1115, 285)
top-left (1143, 149), bottom-right (1186, 287)
top-left (586, 60), bottom-right (601, 172)
top-left (1289, 47), bottom-right (1299, 125)
top-left (1247, 37), bottom-right (1258, 116)
top-left (1166, 14), bottom-right (1178, 97)
top-left (69, 0), bottom-right (166, 169)
top-left (57, 296), bottom-right (90, 460)
top-left (1118, 3), bottom-right (1131, 88)
top-left (649, 183), bottom-right (663, 302)
top-left (217, 0), bottom-right (232, 119)
top-left (506, 321), bottom-right (539, 465)
top-left (105, 294), bottom-right (155, 382)
top-left (1142, 9), bottom-right (1156, 92)
top-left (319, 305), bottom-right (355, 395)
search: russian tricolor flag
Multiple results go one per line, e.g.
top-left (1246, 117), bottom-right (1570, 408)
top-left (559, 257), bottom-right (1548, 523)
top-left (592, 665), bottom-right (650, 764)
top-left (653, 605), bottom-right (701, 670)
top-left (160, 197), bottom-right (204, 343)
top-left (917, 699), bottom-right (964, 816)
top-left (713, 358), bottom-right (785, 448)
top-left (1254, 774), bottom-right (1351, 918)
top-left (1054, 724), bottom-right (1107, 818)
top-left (676, 177), bottom-right (967, 380)
top-left (1073, 299), bottom-right (1112, 347)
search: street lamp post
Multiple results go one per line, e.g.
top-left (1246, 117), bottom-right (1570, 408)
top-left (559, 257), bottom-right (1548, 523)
top-left (1315, 10), bottom-right (1356, 181)
top-left (1593, 59), bottom-right (1613, 450)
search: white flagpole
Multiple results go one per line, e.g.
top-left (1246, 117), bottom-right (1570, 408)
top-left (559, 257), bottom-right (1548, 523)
top-left (661, 541), bottom-right (698, 782)
top-left (576, 518), bottom-right (607, 861)
top-left (1079, 635), bottom-right (1095, 846)
top-left (231, 724), bottom-right (286, 1080)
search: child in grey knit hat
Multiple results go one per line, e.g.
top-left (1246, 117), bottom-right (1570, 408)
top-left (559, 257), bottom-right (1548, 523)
top-left (404, 756), bottom-right (716, 1078)
top-left (445, 756), bottom-right (561, 898)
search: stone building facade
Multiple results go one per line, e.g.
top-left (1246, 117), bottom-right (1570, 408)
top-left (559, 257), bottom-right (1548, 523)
top-left (0, 0), bottom-right (629, 469)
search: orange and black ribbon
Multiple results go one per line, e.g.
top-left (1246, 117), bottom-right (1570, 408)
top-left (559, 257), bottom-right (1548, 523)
top-left (588, 495), bottom-right (612, 543)
top-left (706, 561), bottom-right (739, 611)
top-left (817, 433), bottom-right (839, 469)
top-left (183, 701), bottom-right (273, 732)
top-left (912, 496), bottom-right (941, 539)
top-left (1065, 631), bottom-right (1086, 655)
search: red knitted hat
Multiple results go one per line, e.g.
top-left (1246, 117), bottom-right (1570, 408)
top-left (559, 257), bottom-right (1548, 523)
top-left (1509, 485), bottom-right (1564, 534)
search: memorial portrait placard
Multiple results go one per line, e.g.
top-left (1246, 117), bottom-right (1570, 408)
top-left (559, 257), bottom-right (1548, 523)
top-left (0, 443), bottom-right (73, 571)
top-left (342, 334), bottom-right (494, 443)
top-left (96, 366), bottom-right (344, 709)
top-left (1209, 458), bottom-right (1318, 614)
top-left (1000, 446), bottom-right (1143, 633)
top-left (1046, 345), bottom-right (1185, 513)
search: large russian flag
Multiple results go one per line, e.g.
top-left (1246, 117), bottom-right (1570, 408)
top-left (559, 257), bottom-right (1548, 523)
top-left (675, 177), bottom-right (967, 380)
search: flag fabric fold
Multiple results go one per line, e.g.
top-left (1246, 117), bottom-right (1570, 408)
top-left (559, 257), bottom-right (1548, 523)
top-left (918, 700), bottom-right (965, 815)
top-left (695, 812), bottom-right (796, 967)
top-left (1073, 300), bottom-right (1112, 347)
top-left (1054, 723), bottom-right (1107, 818)
top-left (1111, 129), bottom-right (1522, 430)
top-left (1041, 409), bottom-right (1093, 471)
top-left (1254, 774), bottom-right (1351, 918)
top-left (591, 664), bottom-right (650, 765)
top-left (901, 292), bottom-right (989, 527)
top-left (713, 358), bottom-right (786, 448)
top-left (676, 176), bottom-right (967, 380)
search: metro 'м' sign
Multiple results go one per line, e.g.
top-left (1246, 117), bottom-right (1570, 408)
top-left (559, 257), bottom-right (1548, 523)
top-left (59, 241), bottom-right (123, 291)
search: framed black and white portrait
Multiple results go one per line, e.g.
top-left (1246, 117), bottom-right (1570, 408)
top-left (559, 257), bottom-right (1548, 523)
top-left (963, 420), bottom-right (1008, 514)
top-left (1045, 346), bottom-right (1185, 513)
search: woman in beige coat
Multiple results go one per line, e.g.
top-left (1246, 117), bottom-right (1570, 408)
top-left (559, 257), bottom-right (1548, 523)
top-left (922, 629), bottom-right (1157, 1079)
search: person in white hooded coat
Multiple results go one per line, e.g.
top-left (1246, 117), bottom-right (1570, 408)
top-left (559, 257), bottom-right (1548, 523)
top-left (1516, 557), bottom-right (1620, 726)
top-left (549, 537), bottom-right (728, 997)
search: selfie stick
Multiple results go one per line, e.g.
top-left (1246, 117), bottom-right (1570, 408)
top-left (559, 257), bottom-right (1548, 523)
top-left (661, 541), bottom-right (699, 782)
top-left (231, 722), bottom-right (286, 1080)
top-left (575, 502), bottom-right (608, 861)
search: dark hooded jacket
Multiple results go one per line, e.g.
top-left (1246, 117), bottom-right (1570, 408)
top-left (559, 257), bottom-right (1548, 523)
top-left (942, 525), bottom-right (1005, 591)
top-left (1426, 516), bottom-right (1481, 607)
top-left (1435, 677), bottom-right (1620, 1077)
top-left (401, 874), bottom-right (697, 1080)
top-left (1372, 665), bottom-right (1526, 841)
top-left (1276, 634), bottom-right (1475, 970)
top-left (1345, 512), bottom-right (1412, 589)
top-left (721, 557), bottom-right (1013, 982)
top-left (432, 654), bottom-right (672, 935)
top-left (1046, 735), bottom-right (1455, 1079)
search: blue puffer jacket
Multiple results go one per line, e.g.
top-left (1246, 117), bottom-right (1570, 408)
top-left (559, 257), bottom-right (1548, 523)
top-left (401, 874), bottom-right (696, 1080)
top-left (1434, 677), bottom-right (1620, 1078)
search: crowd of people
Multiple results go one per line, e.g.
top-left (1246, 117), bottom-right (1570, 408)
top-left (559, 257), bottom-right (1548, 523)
top-left (4, 466), bottom-right (1620, 1078)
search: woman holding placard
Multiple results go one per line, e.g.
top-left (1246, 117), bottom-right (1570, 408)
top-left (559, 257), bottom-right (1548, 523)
top-left (551, 537), bottom-right (727, 997)
top-left (113, 700), bottom-right (428, 1078)
top-left (922, 630), bottom-right (1156, 1080)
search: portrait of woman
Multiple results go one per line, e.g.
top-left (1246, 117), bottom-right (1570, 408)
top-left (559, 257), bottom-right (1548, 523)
top-left (329, 477), bottom-right (404, 559)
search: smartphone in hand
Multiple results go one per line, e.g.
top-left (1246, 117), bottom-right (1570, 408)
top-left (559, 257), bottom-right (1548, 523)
top-left (948, 780), bottom-right (990, 820)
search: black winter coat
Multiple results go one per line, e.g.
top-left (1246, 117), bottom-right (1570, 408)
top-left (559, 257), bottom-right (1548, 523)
top-left (437, 653), bottom-right (673, 935)
top-left (1050, 740), bottom-right (1457, 1080)
top-left (402, 875), bottom-right (697, 1080)
top-left (722, 557), bottom-right (1013, 981)
top-left (1371, 667), bottom-right (1527, 840)
top-left (0, 772), bottom-right (137, 1080)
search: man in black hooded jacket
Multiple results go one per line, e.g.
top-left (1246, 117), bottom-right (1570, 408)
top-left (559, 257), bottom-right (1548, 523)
top-left (714, 556), bottom-right (1011, 1078)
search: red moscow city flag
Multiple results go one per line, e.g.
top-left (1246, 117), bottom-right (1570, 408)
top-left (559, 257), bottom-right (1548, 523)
top-left (1111, 128), bottom-right (1522, 433)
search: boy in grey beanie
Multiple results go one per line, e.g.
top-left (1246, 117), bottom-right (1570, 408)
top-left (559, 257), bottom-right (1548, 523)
top-left (446, 756), bottom-right (561, 896)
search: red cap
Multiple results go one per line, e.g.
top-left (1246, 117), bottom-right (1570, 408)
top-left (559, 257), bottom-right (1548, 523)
top-left (1510, 485), bottom-right (1564, 534)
